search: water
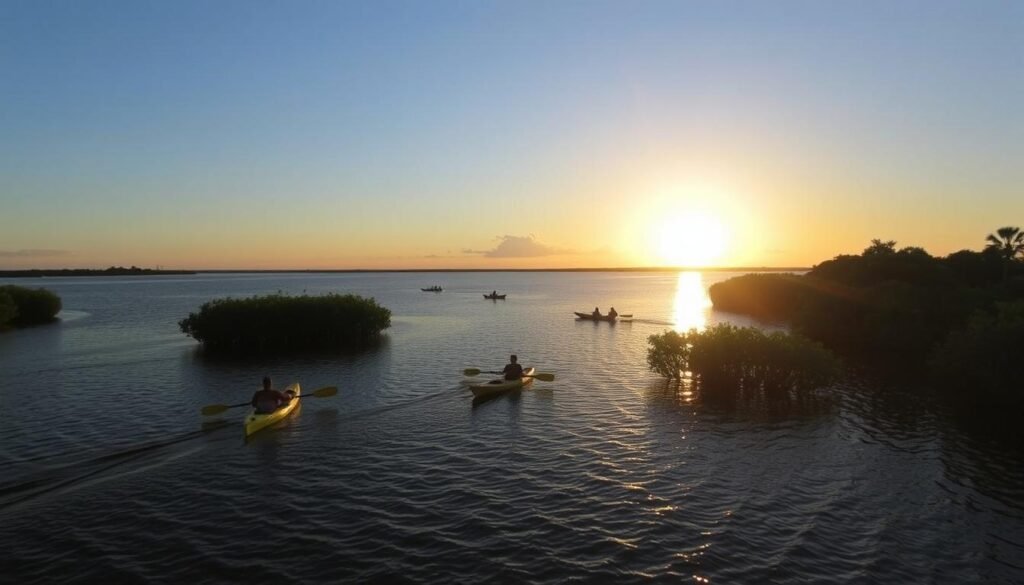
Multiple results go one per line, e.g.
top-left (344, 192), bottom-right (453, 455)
top-left (0, 272), bottom-right (1021, 584)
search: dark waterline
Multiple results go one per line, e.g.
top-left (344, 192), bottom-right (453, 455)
top-left (0, 272), bottom-right (1021, 584)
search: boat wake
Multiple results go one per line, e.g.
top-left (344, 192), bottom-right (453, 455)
top-left (0, 425), bottom-right (232, 513)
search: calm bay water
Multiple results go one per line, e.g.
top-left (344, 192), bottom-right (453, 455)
top-left (1, 271), bottom-right (1021, 584)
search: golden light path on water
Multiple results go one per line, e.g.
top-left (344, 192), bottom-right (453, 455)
top-left (672, 271), bottom-right (711, 333)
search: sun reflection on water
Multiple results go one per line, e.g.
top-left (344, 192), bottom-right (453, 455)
top-left (672, 271), bottom-right (711, 332)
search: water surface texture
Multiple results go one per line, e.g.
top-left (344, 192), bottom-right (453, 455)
top-left (1, 272), bottom-right (1021, 584)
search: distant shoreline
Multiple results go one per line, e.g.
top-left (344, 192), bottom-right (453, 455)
top-left (1, 266), bottom-right (808, 277)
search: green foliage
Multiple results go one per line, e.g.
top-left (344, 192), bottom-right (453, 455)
top-left (709, 233), bottom-right (1024, 364)
top-left (647, 325), bottom-right (841, 399)
top-left (707, 273), bottom-right (808, 321)
top-left (646, 330), bottom-right (689, 379)
top-left (0, 292), bottom-right (17, 328)
top-left (0, 285), bottom-right (61, 326)
top-left (930, 301), bottom-right (1024, 405)
top-left (179, 293), bottom-right (391, 353)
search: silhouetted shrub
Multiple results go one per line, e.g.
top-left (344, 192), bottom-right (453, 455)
top-left (0, 285), bottom-right (62, 326)
top-left (646, 330), bottom-right (689, 380)
top-left (0, 291), bottom-right (17, 328)
top-left (930, 301), bottom-right (1024, 405)
top-left (707, 273), bottom-right (807, 321)
top-left (647, 325), bottom-right (841, 399)
top-left (179, 293), bottom-right (391, 353)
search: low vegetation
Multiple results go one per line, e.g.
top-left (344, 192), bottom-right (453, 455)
top-left (930, 301), bottom-right (1024, 405)
top-left (0, 285), bottom-right (62, 328)
top-left (179, 292), bottom-right (391, 353)
top-left (706, 228), bottom-right (1024, 404)
top-left (647, 324), bottom-right (841, 400)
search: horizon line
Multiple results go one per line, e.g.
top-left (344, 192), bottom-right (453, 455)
top-left (0, 266), bottom-right (811, 275)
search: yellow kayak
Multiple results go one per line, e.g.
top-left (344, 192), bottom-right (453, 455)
top-left (469, 368), bottom-right (534, 397)
top-left (244, 382), bottom-right (301, 437)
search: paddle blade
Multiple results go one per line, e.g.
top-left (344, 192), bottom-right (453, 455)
top-left (311, 386), bottom-right (338, 398)
top-left (201, 404), bottom-right (231, 416)
top-left (532, 373), bottom-right (555, 382)
top-left (463, 368), bottom-right (481, 376)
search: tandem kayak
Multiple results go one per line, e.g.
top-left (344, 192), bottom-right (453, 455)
top-left (574, 311), bottom-right (618, 322)
top-left (484, 294), bottom-right (506, 300)
top-left (469, 367), bottom-right (535, 397)
top-left (244, 382), bottom-right (301, 437)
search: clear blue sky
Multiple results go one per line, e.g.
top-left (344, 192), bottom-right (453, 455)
top-left (2, 1), bottom-right (1021, 268)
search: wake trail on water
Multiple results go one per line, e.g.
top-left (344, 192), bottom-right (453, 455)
top-left (0, 424), bottom-right (233, 513)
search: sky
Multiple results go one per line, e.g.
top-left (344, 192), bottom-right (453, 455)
top-left (1, 0), bottom-right (1021, 269)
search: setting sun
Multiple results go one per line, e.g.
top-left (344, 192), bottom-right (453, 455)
top-left (654, 213), bottom-right (729, 267)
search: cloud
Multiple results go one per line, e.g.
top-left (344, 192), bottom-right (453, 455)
top-left (0, 249), bottom-right (71, 258)
top-left (463, 235), bottom-right (568, 258)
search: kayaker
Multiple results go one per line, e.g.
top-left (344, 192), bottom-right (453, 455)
top-left (251, 376), bottom-right (292, 414)
top-left (502, 354), bottom-right (525, 380)
top-left (592, 307), bottom-right (601, 318)
top-left (608, 307), bottom-right (618, 320)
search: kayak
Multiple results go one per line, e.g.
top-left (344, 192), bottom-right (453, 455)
top-left (422, 287), bottom-right (442, 292)
top-left (484, 294), bottom-right (506, 300)
top-left (470, 367), bottom-right (535, 397)
top-left (244, 382), bottom-right (301, 437)
top-left (574, 311), bottom-right (618, 322)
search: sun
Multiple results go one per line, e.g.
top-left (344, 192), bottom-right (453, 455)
top-left (654, 212), bottom-right (728, 267)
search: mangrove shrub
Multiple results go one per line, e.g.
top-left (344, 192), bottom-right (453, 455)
top-left (179, 293), bottom-right (391, 353)
top-left (647, 324), bottom-right (841, 398)
top-left (0, 291), bottom-right (17, 328)
top-left (930, 301), bottom-right (1024, 405)
top-left (0, 285), bottom-right (62, 326)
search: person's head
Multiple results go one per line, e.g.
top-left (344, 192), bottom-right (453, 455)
top-left (610, 307), bottom-right (615, 311)
top-left (510, 354), bottom-right (518, 363)
top-left (262, 376), bottom-right (272, 390)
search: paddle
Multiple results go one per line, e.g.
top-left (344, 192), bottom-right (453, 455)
top-left (201, 386), bottom-right (338, 416)
top-left (461, 368), bottom-right (555, 382)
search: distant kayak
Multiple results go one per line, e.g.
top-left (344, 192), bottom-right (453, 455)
top-left (484, 294), bottom-right (506, 300)
top-left (469, 367), bottom-right (535, 397)
top-left (244, 382), bottom-right (300, 437)
top-left (421, 287), bottom-right (442, 292)
top-left (574, 312), bottom-right (617, 322)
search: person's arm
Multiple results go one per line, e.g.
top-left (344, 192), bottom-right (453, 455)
top-left (251, 392), bottom-right (260, 407)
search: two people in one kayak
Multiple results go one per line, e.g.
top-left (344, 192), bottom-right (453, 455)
top-left (591, 307), bottom-right (619, 319)
top-left (251, 376), bottom-right (293, 414)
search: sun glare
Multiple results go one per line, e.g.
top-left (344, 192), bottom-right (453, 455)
top-left (654, 213), bottom-right (728, 267)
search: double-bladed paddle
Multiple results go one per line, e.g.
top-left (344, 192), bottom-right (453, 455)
top-left (200, 386), bottom-right (338, 416)
top-left (462, 368), bottom-right (555, 382)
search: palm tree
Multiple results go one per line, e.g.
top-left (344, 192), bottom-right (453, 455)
top-left (985, 226), bottom-right (1024, 281)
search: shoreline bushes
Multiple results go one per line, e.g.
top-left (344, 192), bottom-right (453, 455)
top-left (179, 293), bottom-right (391, 353)
top-left (705, 232), bottom-right (1024, 404)
top-left (0, 285), bottom-right (62, 328)
top-left (647, 324), bottom-right (841, 400)
top-left (930, 301), bottom-right (1024, 405)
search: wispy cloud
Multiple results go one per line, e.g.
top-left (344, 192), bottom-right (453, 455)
top-left (463, 235), bottom-right (569, 258)
top-left (0, 249), bottom-right (71, 258)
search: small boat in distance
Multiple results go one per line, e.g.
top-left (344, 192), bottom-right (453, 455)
top-left (484, 293), bottom-right (506, 300)
top-left (574, 311), bottom-right (632, 322)
top-left (421, 286), bottom-right (442, 292)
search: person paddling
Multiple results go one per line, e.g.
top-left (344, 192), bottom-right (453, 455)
top-left (251, 376), bottom-right (293, 414)
top-left (608, 307), bottom-right (618, 320)
top-left (592, 307), bottom-right (601, 318)
top-left (502, 354), bottom-right (525, 380)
